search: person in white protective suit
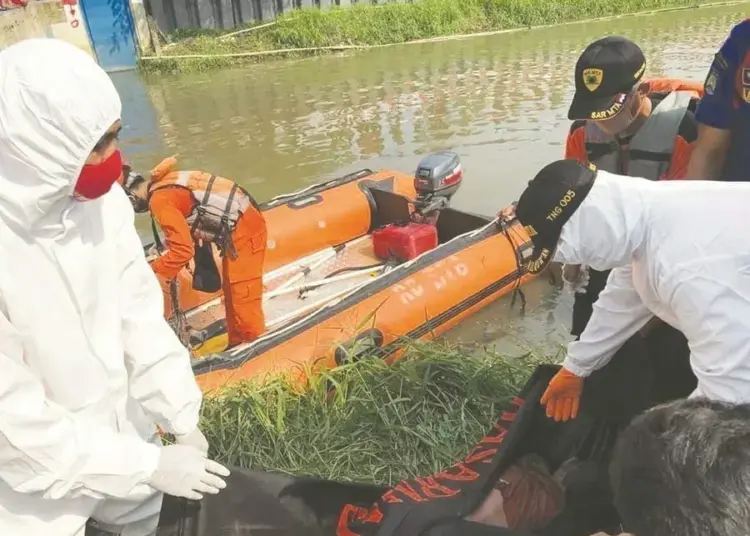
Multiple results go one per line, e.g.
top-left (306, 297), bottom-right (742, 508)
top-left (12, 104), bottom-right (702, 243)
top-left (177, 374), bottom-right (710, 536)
top-left (508, 158), bottom-right (750, 422)
top-left (0, 38), bottom-right (230, 535)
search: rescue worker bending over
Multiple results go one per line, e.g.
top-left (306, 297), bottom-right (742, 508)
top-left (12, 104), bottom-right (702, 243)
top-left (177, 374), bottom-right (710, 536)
top-left (125, 157), bottom-right (267, 348)
top-left (562, 36), bottom-right (702, 338)
top-left (512, 159), bottom-right (750, 421)
top-left (687, 18), bottom-right (750, 181)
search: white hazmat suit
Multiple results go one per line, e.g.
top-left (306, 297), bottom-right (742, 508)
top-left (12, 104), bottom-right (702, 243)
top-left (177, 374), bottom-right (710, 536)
top-left (0, 39), bottom-right (203, 534)
top-left (554, 169), bottom-right (750, 404)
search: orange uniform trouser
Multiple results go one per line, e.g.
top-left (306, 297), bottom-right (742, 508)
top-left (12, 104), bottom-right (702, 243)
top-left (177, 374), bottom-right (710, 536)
top-left (223, 207), bottom-right (267, 346)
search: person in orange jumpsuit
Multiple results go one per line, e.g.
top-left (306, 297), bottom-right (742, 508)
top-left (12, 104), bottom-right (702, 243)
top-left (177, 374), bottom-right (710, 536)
top-left (124, 157), bottom-right (267, 348)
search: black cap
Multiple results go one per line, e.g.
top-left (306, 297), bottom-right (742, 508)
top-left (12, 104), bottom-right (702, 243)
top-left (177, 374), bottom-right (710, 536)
top-left (516, 159), bottom-right (597, 274)
top-left (568, 36), bottom-right (646, 121)
top-left (122, 165), bottom-right (145, 190)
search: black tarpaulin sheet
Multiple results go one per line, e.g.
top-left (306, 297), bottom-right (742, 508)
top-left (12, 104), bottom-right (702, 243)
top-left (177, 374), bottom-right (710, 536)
top-left (150, 323), bottom-right (695, 536)
top-left (154, 470), bottom-right (385, 536)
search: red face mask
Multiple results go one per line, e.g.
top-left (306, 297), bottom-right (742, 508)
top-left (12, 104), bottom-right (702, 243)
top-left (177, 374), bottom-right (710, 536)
top-left (74, 149), bottom-right (123, 201)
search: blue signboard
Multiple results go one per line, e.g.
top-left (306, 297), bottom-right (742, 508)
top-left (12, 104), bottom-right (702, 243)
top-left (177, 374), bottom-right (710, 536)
top-left (79, 0), bottom-right (138, 71)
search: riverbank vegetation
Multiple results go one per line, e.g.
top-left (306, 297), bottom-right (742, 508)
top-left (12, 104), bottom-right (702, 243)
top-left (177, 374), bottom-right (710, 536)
top-left (200, 341), bottom-right (558, 484)
top-left (141, 0), bottom-right (738, 74)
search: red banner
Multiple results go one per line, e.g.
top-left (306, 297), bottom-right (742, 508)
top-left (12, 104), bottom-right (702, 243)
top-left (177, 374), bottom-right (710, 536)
top-left (0, 0), bottom-right (29, 10)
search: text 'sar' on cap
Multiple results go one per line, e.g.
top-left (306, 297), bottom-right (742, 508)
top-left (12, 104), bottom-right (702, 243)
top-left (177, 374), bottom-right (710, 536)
top-left (567, 36), bottom-right (647, 121)
top-left (515, 159), bottom-right (597, 274)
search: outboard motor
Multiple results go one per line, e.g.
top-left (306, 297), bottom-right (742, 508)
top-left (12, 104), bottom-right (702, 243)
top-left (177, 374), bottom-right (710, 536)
top-left (413, 151), bottom-right (463, 217)
top-left (371, 151), bottom-right (463, 263)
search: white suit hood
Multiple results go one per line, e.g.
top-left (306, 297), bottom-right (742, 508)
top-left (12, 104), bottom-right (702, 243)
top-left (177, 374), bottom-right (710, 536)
top-left (0, 38), bottom-right (121, 234)
top-left (0, 39), bottom-right (203, 533)
top-left (553, 170), bottom-right (650, 272)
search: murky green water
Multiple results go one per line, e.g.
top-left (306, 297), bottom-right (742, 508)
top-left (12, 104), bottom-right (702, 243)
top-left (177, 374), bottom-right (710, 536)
top-left (114, 3), bottom-right (749, 354)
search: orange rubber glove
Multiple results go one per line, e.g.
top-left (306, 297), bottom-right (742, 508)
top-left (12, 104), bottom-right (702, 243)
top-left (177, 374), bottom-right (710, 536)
top-left (540, 368), bottom-right (584, 422)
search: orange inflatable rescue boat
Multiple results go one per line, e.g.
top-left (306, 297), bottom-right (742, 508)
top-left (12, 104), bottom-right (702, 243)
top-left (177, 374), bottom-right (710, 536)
top-left (144, 152), bottom-right (535, 393)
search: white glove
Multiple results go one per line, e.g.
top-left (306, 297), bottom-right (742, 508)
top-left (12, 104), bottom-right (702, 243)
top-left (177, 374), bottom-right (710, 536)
top-left (148, 444), bottom-right (230, 501)
top-left (175, 428), bottom-right (209, 455)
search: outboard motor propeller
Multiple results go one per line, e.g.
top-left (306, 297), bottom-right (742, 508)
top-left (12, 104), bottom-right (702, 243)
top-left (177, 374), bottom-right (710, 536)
top-left (413, 151), bottom-right (463, 219)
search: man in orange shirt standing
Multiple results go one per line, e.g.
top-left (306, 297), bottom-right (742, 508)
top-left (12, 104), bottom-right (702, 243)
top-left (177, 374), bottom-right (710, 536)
top-left (124, 157), bottom-right (267, 349)
top-left (561, 36), bottom-right (703, 338)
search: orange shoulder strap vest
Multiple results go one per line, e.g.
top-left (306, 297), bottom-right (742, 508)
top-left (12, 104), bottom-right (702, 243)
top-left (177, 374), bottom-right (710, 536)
top-left (149, 165), bottom-right (257, 250)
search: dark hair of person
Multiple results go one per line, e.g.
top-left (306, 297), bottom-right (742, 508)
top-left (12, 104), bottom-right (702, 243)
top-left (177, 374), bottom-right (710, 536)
top-left (610, 397), bottom-right (750, 536)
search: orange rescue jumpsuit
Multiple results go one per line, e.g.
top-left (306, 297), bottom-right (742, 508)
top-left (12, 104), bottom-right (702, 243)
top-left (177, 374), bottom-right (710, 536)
top-left (149, 180), bottom-right (267, 346)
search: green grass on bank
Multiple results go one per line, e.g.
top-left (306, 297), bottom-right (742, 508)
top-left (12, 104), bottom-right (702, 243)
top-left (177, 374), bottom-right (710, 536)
top-left (200, 341), bottom-right (558, 485)
top-left (142, 0), bottom-right (730, 74)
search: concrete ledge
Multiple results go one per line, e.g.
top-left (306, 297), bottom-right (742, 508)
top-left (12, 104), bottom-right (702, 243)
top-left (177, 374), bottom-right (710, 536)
top-left (0, 0), bottom-right (92, 54)
top-left (129, 0), bottom-right (153, 53)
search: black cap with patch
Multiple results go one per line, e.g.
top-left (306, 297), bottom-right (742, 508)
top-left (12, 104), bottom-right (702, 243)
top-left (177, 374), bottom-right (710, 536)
top-left (568, 36), bottom-right (647, 121)
top-left (516, 159), bottom-right (597, 274)
top-left (123, 165), bottom-right (145, 190)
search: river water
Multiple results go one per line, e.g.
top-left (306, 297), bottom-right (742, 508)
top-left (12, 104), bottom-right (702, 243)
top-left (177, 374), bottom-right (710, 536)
top-left (115, 3), bottom-right (748, 355)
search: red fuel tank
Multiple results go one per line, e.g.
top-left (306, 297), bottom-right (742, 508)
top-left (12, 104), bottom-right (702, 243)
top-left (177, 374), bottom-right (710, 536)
top-left (372, 222), bottom-right (438, 262)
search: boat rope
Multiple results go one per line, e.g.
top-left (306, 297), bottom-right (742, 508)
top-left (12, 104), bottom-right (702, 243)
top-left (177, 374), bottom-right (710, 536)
top-left (151, 217), bottom-right (192, 347)
top-left (323, 262), bottom-right (384, 279)
top-left (498, 214), bottom-right (527, 315)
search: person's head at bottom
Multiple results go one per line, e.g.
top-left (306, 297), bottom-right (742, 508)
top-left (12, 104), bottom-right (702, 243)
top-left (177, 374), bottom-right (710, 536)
top-left (610, 398), bottom-right (750, 536)
top-left (0, 37), bottom-right (124, 220)
top-left (466, 454), bottom-right (565, 531)
top-left (568, 36), bottom-right (652, 138)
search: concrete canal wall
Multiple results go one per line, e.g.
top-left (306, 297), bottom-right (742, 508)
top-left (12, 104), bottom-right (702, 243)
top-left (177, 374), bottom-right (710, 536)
top-left (149, 0), bottom-right (408, 33)
top-left (1, 0), bottom-right (151, 71)
top-left (0, 0), bottom-right (395, 62)
top-left (0, 0), bottom-right (93, 52)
